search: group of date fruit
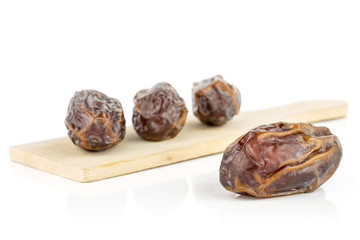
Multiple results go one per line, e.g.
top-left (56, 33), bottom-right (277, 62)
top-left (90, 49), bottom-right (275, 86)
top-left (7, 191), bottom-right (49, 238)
top-left (65, 75), bottom-right (342, 198)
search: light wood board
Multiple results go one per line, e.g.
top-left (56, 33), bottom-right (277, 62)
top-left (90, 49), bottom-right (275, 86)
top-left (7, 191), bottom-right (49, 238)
top-left (10, 100), bottom-right (347, 183)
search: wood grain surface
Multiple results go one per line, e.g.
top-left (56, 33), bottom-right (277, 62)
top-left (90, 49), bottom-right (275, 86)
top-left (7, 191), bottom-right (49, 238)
top-left (10, 100), bottom-right (347, 182)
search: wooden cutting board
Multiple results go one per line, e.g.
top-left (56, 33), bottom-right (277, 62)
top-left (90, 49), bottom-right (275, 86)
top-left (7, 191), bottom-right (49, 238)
top-left (10, 100), bottom-right (347, 183)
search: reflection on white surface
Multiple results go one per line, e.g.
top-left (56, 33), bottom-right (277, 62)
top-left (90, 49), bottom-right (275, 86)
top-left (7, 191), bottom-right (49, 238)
top-left (133, 179), bottom-right (189, 216)
top-left (11, 152), bottom-right (341, 225)
top-left (191, 171), bottom-right (340, 224)
top-left (66, 192), bottom-right (127, 219)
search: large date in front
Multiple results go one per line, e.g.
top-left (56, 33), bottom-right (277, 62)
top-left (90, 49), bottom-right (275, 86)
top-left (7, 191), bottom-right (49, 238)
top-left (219, 122), bottom-right (342, 198)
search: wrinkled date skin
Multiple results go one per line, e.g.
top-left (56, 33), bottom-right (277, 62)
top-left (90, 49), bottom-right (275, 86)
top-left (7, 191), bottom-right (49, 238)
top-left (219, 122), bottom-right (342, 198)
top-left (65, 90), bottom-right (126, 151)
top-left (132, 82), bottom-right (188, 141)
top-left (192, 75), bottom-right (241, 126)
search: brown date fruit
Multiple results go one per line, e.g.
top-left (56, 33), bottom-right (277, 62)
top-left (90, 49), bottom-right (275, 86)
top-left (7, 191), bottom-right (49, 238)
top-left (132, 82), bottom-right (188, 141)
top-left (192, 75), bottom-right (241, 126)
top-left (219, 122), bottom-right (342, 198)
top-left (65, 90), bottom-right (126, 151)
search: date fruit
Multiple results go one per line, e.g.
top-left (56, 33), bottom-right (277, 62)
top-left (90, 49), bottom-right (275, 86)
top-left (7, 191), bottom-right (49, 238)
top-left (192, 75), bottom-right (241, 126)
top-left (132, 82), bottom-right (188, 141)
top-left (65, 90), bottom-right (126, 151)
top-left (219, 122), bottom-right (342, 198)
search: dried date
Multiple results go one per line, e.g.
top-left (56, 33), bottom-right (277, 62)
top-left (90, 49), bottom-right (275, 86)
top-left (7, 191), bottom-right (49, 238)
top-left (192, 75), bottom-right (241, 126)
top-left (65, 90), bottom-right (126, 151)
top-left (219, 122), bottom-right (342, 198)
top-left (132, 82), bottom-right (188, 141)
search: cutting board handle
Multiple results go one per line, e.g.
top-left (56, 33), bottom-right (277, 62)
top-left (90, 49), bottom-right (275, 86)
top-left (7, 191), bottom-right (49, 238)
top-left (253, 100), bottom-right (348, 123)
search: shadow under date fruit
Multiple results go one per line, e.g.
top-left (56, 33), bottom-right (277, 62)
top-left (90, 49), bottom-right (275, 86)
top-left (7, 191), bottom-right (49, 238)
top-left (65, 90), bottom-right (126, 151)
top-left (132, 82), bottom-right (188, 141)
top-left (192, 75), bottom-right (241, 126)
top-left (219, 122), bottom-right (342, 198)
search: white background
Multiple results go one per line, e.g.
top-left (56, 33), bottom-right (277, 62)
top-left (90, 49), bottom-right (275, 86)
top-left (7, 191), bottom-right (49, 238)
top-left (0, 1), bottom-right (359, 239)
